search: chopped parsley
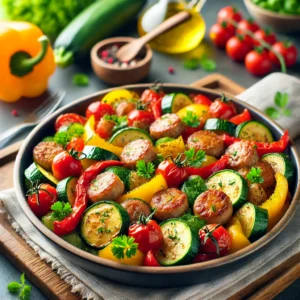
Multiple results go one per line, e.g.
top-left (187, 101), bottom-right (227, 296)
top-left (7, 273), bottom-right (31, 300)
top-left (184, 148), bottom-right (206, 167)
top-left (246, 167), bottom-right (264, 184)
top-left (111, 235), bottom-right (138, 259)
top-left (136, 160), bottom-right (155, 179)
top-left (182, 110), bottom-right (200, 128)
top-left (51, 201), bottom-right (72, 220)
top-left (218, 181), bottom-right (223, 188)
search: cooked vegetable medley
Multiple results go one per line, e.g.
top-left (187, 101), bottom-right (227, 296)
top-left (24, 86), bottom-right (293, 267)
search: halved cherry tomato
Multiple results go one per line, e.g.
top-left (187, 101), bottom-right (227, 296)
top-left (199, 224), bottom-right (231, 256)
top-left (27, 184), bottom-right (57, 217)
top-left (156, 160), bottom-right (188, 187)
top-left (144, 250), bottom-right (160, 266)
top-left (236, 18), bottom-right (260, 35)
top-left (209, 22), bottom-right (235, 48)
top-left (226, 35), bottom-right (253, 62)
top-left (141, 88), bottom-right (165, 119)
top-left (52, 151), bottom-right (83, 180)
top-left (127, 110), bottom-right (155, 130)
top-left (193, 94), bottom-right (213, 106)
top-left (55, 113), bottom-right (85, 132)
top-left (66, 137), bottom-right (85, 152)
top-left (253, 29), bottom-right (277, 46)
top-left (95, 118), bottom-right (115, 139)
top-left (269, 41), bottom-right (297, 68)
top-left (192, 252), bottom-right (218, 263)
top-left (229, 109), bottom-right (251, 125)
top-left (217, 6), bottom-right (243, 30)
top-left (209, 96), bottom-right (237, 120)
top-left (245, 48), bottom-right (272, 76)
top-left (86, 102), bottom-right (115, 121)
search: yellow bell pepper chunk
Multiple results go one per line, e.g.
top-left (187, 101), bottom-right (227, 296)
top-left (117, 174), bottom-right (167, 204)
top-left (260, 172), bottom-right (288, 230)
top-left (226, 216), bottom-right (251, 254)
top-left (101, 89), bottom-right (139, 107)
top-left (177, 104), bottom-right (210, 120)
top-left (201, 155), bottom-right (217, 167)
top-left (155, 136), bottom-right (186, 158)
top-left (98, 243), bottom-right (144, 266)
top-left (83, 116), bottom-right (123, 157)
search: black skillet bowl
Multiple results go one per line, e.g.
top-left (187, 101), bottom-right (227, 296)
top-left (14, 84), bottom-right (300, 287)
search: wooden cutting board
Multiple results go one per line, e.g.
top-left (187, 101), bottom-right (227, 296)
top-left (0, 73), bottom-right (297, 300)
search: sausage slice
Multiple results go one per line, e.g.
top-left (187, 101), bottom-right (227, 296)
top-left (121, 199), bottom-right (151, 223)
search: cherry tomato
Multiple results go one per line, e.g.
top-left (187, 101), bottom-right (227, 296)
top-left (128, 217), bottom-right (163, 254)
top-left (209, 96), bottom-right (237, 120)
top-left (209, 22), bottom-right (235, 48)
top-left (27, 184), bottom-right (57, 217)
top-left (86, 102), bottom-right (115, 121)
top-left (269, 41), bottom-right (297, 68)
top-left (236, 18), bottom-right (260, 35)
top-left (217, 6), bottom-right (243, 29)
top-left (192, 252), bottom-right (218, 263)
top-left (193, 94), bottom-right (213, 106)
top-left (156, 160), bottom-right (188, 187)
top-left (127, 110), bottom-right (155, 130)
top-left (66, 137), bottom-right (85, 152)
top-left (199, 224), bottom-right (231, 256)
top-left (245, 48), bottom-right (273, 76)
top-left (229, 109), bottom-right (251, 125)
top-left (95, 118), bottom-right (115, 139)
top-left (52, 151), bottom-right (83, 181)
top-left (144, 251), bottom-right (160, 266)
top-left (253, 29), bottom-right (277, 46)
top-left (141, 88), bottom-right (165, 119)
top-left (55, 113), bottom-right (85, 132)
top-left (226, 35), bottom-right (253, 62)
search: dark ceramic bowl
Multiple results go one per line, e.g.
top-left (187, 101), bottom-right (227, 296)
top-left (14, 84), bottom-right (300, 287)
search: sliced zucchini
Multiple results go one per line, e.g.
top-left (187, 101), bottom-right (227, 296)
top-left (104, 166), bottom-right (131, 190)
top-left (236, 202), bottom-right (268, 242)
top-left (56, 176), bottom-right (78, 206)
top-left (204, 118), bottom-right (236, 136)
top-left (156, 218), bottom-right (199, 266)
top-left (206, 169), bottom-right (248, 209)
top-left (235, 121), bottom-right (274, 143)
top-left (81, 145), bottom-right (119, 169)
top-left (262, 153), bottom-right (294, 183)
top-left (109, 127), bottom-right (153, 147)
top-left (25, 162), bottom-right (58, 186)
top-left (155, 137), bottom-right (175, 146)
top-left (80, 201), bottom-right (129, 249)
top-left (161, 93), bottom-right (193, 114)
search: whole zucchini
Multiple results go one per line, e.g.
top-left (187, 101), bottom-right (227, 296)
top-left (54, 0), bottom-right (146, 67)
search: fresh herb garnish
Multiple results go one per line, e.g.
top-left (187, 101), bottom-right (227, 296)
top-left (103, 114), bottom-right (128, 133)
top-left (218, 181), bottom-right (223, 188)
top-left (183, 55), bottom-right (217, 72)
top-left (72, 73), bottom-right (89, 86)
top-left (184, 148), bottom-right (206, 167)
top-left (111, 235), bottom-right (138, 259)
top-left (7, 273), bottom-right (31, 300)
top-left (182, 111), bottom-right (200, 128)
top-left (246, 167), bottom-right (264, 184)
top-left (265, 92), bottom-right (291, 120)
top-left (53, 123), bottom-right (85, 146)
top-left (180, 213), bottom-right (206, 234)
top-left (228, 179), bottom-right (236, 185)
top-left (136, 160), bottom-right (155, 179)
top-left (51, 201), bottom-right (72, 220)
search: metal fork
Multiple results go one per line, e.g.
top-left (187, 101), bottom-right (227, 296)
top-left (0, 90), bottom-right (66, 149)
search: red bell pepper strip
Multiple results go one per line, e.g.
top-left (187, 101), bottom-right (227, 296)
top-left (151, 98), bottom-right (162, 119)
top-left (223, 130), bottom-right (290, 156)
top-left (229, 109), bottom-right (251, 125)
top-left (53, 160), bottom-right (123, 236)
top-left (143, 250), bottom-right (160, 267)
top-left (185, 155), bottom-right (229, 179)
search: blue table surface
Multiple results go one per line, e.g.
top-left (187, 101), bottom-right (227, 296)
top-left (0, 0), bottom-right (300, 299)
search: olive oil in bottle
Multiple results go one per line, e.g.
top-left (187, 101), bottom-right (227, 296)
top-left (138, 0), bottom-right (206, 54)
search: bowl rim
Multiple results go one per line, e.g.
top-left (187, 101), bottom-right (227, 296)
top-left (90, 36), bottom-right (153, 71)
top-left (14, 83), bottom-right (300, 275)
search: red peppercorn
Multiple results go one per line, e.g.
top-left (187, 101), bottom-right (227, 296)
top-left (168, 66), bottom-right (175, 74)
top-left (11, 109), bottom-right (18, 117)
top-left (107, 57), bottom-right (114, 64)
top-left (101, 50), bottom-right (109, 58)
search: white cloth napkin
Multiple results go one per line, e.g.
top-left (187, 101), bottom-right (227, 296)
top-left (1, 72), bottom-right (300, 300)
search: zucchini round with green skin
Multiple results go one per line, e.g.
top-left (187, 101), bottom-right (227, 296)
top-left (156, 218), bottom-right (199, 266)
top-left (236, 202), bottom-right (269, 242)
top-left (206, 169), bottom-right (248, 209)
top-left (104, 166), bottom-right (131, 190)
top-left (109, 128), bottom-right (153, 147)
top-left (56, 177), bottom-right (78, 206)
top-left (235, 121), bottom-right (274, 143)
top-left (161, 93), bottom-right (193, 114)
top-left (25, 162), bottom-right (58, 186)
top-left (80, 201), bottom-right (129, 249)
top-left (262, 153), bottom-right (294, 183)
top-left (155, 137), bottom-right (175, 146)
top-left (204, 118), bottom-right (236, 136)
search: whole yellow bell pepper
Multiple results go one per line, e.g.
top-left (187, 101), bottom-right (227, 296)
top-left (260, 173), bottom-right (288, 230)
top-left (0, 21), bottom-right (55, 102)
top-left (226, 216), bottom-right (250, 254)
top-left (155, 136), bottom-right (186, 158)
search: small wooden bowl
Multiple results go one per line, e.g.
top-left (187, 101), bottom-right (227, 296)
top-left (244, 0), bottom-right (300, 33)
top-left (91, 37), bottom-right (152, 85)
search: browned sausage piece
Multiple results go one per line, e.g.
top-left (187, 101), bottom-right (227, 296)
top-left (149, 113), bottom-right (184, 140)
top-left (226, 140), bottom-right (259, 170)
top-left (115, 100), bottom-right (136, 116)
top-left (151, 188), bottom-right (189, 220)
top-left (121, 199), bottom-right (151, 223)
top-left (120, 139), bottom-right (156, 169)
top-left (248, 183), bottom-right (267, 206)
top-left (96, 118), bottom-right (115, 138)
top-left (187, 130), bottom-right (225, 157)
top-left (33, 141), bottom-right (64, 171)
top-left (254, 160), bottom-right (275, 189)
top-left (87, 171), bottom-right (124, 203)
top-left (193, 190), bottom-right (233, 225)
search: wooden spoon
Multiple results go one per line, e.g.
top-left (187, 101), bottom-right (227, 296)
top-left (116, 10), bottom-right (191, 62)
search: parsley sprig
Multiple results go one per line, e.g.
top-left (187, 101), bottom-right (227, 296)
top-left (182, 111), bottom-right (200, 128)
top-left (246, 167), bottom-right (264, 184)
top-left (265, 92), bottom-right (291, 120)
top-left (111, 235), bottom-right (138, 259)
top-left (51, 201), bottom-right (73, 220)
top-left (103, 114), bottom-right (128, 133)
top-left (184, 148), bottom-right (206, 167)
top-left (184, 54), bottom-right (217, 72)
top-left (136, 160), bottom-right (155, 179)
top-left (7, 273), bottom-right (31, 300)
